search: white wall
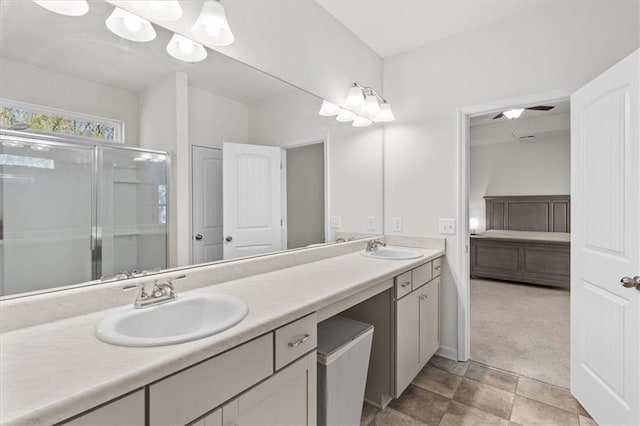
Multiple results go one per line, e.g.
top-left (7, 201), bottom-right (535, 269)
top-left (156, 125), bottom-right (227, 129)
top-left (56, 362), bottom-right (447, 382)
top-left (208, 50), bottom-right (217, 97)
top-left (0, 57), bottom-right (139, 146)
top-left (382, 1), bottom-right (640, 355)
top-left (188, 86), bottom-right (248, 148)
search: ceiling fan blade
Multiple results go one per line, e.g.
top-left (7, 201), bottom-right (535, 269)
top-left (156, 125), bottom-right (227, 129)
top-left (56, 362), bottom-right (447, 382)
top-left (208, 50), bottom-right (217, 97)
top-left (525, 105), bottom-right (555, 111)
top-left (492, 112), bottom-right (504, 119)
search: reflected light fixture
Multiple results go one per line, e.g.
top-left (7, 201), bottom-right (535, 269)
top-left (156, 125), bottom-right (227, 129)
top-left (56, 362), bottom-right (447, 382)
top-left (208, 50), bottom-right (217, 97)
top-left (191, 0), bottom-right (235, 46)
top-left (318, 100), bottom-right (340, 116)
top-left (360, 94), bottom-right (380, 117)
top-left (503, 108), bottom-right (525, 119)
top-left (130, 1), bottom-right (183, 22)
top-left (166, 33), bottom-right (208, 62)
top-left (2, 141), bottom-right (25, 148)
top-left (30, 145), bottom-right (50, 152)
top-left (106, 7), bottom-right (156, 42)
top-left (336, 109), bottom-right (356, 122)
top-left (344, 85), bottom-right (365, 111)
top-left (33, 0), bottom-right (89, 16)
top-left (373, 102), bottom-right (395, 122)
top-left (352, 115), bottom-right (372, 128)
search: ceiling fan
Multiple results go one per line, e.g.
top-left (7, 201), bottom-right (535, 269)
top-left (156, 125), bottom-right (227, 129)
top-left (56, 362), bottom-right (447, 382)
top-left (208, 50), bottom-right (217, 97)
top-left (493, 105), bottom-right (555, 120)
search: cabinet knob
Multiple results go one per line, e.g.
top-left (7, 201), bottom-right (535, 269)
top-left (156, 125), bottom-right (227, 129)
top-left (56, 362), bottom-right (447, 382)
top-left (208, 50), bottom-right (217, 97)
top-left (419, 294), bottom-right (428, 301)
top-left (401, 281), bottom-right (411, 288)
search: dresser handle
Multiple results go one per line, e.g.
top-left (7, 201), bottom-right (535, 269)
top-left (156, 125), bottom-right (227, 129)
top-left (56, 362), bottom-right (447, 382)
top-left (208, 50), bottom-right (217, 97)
top-left (288, 334), bottom-right (311, 347)
top-left (434, 266), bottom-right (441, 270)
top-left (419, 294), bottom-right (428, 301)
top-left (401, 281), bottom-right (411, 288)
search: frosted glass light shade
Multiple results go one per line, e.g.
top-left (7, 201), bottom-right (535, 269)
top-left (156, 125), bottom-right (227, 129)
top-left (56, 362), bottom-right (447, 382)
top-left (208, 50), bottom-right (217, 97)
top-left (33, 0), bottom-right (89, 16)
top-left (130, 1), bottom-right (183, 22)
top-left (106, 7), bottom-right (156, 42)
top-left (504, 108), bottom-right (524, 119)
top-left (469, 217), bottom-right (479, 233)
top-left (344, 86), bottom-right (365, 110)
top-left (360, 95), bottom-right (380, 116)
top-left (352, 115), bottom-right (372, 127)
top-left (336, 109), bottom-right (356, 122)
top-left (191, 0), bottom-right (235, 46)
top-left (374, 102), bottom-right (395, 122)
top-left (319, 100), bottom-right (340, 116)
top-left (166, 34), bottom-right (208, 62)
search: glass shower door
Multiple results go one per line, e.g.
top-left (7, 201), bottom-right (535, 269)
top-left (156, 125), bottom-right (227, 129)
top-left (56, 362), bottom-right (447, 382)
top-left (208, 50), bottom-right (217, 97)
top-left (0, 137), bottom-right (93, 296)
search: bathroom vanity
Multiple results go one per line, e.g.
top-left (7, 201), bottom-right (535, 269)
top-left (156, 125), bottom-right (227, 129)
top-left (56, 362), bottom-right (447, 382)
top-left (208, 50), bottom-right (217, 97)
top-left (0, 240), bottom-right (443, 425)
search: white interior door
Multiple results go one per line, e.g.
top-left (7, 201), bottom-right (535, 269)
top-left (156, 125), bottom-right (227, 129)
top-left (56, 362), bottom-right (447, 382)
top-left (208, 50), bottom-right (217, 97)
top-left (222, 142), bottom-right (281, 260)
top-left (571, 49), bottom-right (639, 425)
top-left (192, 146), bottom-right (223, 264)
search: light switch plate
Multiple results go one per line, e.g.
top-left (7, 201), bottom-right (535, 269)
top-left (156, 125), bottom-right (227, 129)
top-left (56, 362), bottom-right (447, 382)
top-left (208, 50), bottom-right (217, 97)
top-left (367, 216), bottom-right (376, 231)
top-left (392, 217), bottom-right (403, 232)
top-left (439, 218), bottom-right (456, 234)
top-left (330, 216), bottom-right (341, 229)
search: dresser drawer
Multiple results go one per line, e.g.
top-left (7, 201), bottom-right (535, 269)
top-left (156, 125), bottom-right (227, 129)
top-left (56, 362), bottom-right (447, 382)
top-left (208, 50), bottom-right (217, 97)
top-left (275, 313), bottom-right (317, 370)
top-left (432, 257), bottom-right (442, 277)
top-left (412, 262), bottom-right (433, 290)
top-left (395, 271), bottom-right (413, 299)
top-left (149, 333), bottom-right (273, 426)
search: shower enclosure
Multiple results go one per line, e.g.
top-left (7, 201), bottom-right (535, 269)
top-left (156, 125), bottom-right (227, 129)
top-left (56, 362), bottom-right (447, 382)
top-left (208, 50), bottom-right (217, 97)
top-left (0, 131), bottom-right (168, 297)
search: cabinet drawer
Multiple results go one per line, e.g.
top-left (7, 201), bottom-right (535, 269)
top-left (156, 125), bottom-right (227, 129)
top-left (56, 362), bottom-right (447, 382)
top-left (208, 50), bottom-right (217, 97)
top-left (63, 390), bottom-right (144, 426)
top-left (395, 271), bottom-right (413, 299)
top-left (149, 333), bottom-right (273, 426)
top-left (411, 262), bottom-right (432, 290)
top-left (432, 257), bottom-right (442, 277)
top-left (275, 313), bottom-right (317, 370)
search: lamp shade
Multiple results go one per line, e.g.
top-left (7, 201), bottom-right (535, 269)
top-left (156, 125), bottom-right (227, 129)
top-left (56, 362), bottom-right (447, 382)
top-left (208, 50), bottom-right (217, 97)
top-left (374, 102), bottom-right (395, 122)
top-left (352, 115), bottom-right (372, 128)
top-left (191, 0), bottom-right (235, 46)
top-left (319, 100), bottom-right (340, 116)
top-left (130, 1), bottom-right (183, 22)
top-left (504, 108), bottom-right (524, 119)
top-left (106, 7), bottom-right (156, 42)
top-left (344, 86), bottom-right (365, 110)
top-left (360, 94), bottom-right (380, 116)
top-left (469, 217), bottom-right (479, 230)
top-left (166, 34), bottom-right (208, 62)
top-left (336, 109), bottom-right (356, 122)
top-left (33, 0), bottom-right (89, 16)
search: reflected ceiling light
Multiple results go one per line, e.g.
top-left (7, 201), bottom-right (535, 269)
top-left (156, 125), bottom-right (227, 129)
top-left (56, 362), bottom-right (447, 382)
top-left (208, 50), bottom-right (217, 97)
top-left (166, 33), bottom-right (208, 62)
top-left (344, 85), bottom-right (365, 111)
top-left (318, 100), bottom-right (340, 116)
top-left (106, 7), bottom-right (156, 42)
top-left (2, 141), bottom-right (25, 148)
top-left (352, 115), bottom-right (372, 128)
top-left (33, 0), bottom-right (89, 17)
top-left (30, 145), bottom-right (50, 152)
top-left (130, 1), bottom-right (183, 22)
top-left (191, 0), bottom-right (235, 46)
top-left (373, 102), bottom-right (395, 122)
top-left (360, 94), bottom-right (380, 117)
top-left (503, 108), bottom-right (525, 119)
top-left (336, 109), bottom-right (356, 122)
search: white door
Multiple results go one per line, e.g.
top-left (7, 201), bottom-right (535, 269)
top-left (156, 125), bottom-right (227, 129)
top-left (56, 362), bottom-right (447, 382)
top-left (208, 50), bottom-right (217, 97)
top-left (571, 49), bottom-right (639, 425)
top-left (222, 142), bottom-right (282, 259)
top-left (192, 146), bottom-right (223, 264)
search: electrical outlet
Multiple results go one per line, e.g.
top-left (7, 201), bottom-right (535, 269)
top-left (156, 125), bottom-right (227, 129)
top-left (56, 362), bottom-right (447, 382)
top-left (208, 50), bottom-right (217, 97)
top-left (367, 216), bottom-right (376, 231)
top-left (330, 216), bottom-right (341, 229)
top-left (392, 217), bottom-right (403, 232)
top-left (439, 218), bottom-right (456, 235)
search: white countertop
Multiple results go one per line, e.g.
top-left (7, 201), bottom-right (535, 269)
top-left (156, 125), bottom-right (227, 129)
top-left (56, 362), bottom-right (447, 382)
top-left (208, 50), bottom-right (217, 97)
top-left (0, 247), bottom-right (443, 425)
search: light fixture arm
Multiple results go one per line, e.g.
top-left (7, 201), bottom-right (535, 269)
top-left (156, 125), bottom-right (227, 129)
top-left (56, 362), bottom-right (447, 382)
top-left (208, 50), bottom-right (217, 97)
top-left (353, 83), bottom-right (388, 103)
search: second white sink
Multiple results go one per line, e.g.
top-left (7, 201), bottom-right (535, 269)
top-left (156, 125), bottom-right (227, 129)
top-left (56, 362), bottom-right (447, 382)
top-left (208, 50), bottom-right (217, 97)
top-left (361, 246), bottom-right (423, 260)
top-left (95, 294), bottom-right (249, 347)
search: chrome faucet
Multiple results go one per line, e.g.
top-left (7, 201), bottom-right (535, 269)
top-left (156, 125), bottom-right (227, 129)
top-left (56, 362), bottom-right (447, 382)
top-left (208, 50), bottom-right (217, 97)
top-left (366, 239), bottom-right (386, 252)
top-left (123, 274), bottom-right (186, 308)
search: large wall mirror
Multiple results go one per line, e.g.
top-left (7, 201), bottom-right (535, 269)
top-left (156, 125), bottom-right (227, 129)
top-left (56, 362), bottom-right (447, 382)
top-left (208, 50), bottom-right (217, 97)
top-left (0, 0), bottom-right (384, 298)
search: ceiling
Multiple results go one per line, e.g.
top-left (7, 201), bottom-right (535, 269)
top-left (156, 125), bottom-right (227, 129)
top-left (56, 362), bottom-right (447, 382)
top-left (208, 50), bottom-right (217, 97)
top-left (316, 0), bottom-right (545, 58)
top-left (470, 100), bottom-right (570, 127)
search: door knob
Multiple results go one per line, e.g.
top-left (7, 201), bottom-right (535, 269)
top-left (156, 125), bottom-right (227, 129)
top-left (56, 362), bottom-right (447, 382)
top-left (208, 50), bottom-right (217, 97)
top-left (195, 234), bottom-right (203, 241)
top-left (225, 236), bottom-right (233, 242)
top-left (620, 276), bottom-right (640, 288)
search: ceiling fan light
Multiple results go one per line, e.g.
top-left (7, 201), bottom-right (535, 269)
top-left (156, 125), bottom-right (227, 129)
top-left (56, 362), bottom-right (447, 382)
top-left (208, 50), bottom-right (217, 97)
top-left (130, 1), bottom-right (183, 22)
top-left (352, 115), bottom-right (372, 128)
top-left (344, 86), bottom-right (365, 111)
top-left (191, 0), bottom-right (235, 46)
top-left (504, 108), bottom-right (525, 119)
top-left (336, 108), bottom-right (356, 122)
top-left (319, 100), bottom-right (340, 116)
top-left (373, 102), bottom-right (395, 122)
top-left (106, 7), bottom-right (156, 42)
top-left (360, 94), bottom-right (380, 117)
top-left (33, 0), bottom-right (89, 17)
top-left (166, 33), bottom-right (208, 62)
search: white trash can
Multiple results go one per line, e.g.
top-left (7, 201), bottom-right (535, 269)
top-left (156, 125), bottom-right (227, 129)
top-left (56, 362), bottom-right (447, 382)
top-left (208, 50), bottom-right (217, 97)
top-left (317, 315), bottom-right (374, 426)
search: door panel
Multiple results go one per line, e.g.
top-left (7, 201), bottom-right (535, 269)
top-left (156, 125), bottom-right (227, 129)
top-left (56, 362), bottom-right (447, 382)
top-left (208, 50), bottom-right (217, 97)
top-left (395, 292), bottom-right (419, 396)
top-left (192, 146), bottom-right (223, 264)
top-left (419, 278), bottom-right (440, 365)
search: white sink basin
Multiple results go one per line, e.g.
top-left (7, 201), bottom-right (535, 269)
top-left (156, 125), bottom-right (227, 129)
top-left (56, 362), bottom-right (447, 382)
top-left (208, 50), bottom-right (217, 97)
top-left (361, 246), bottom-right (423, 260)
top-left (95, 294), bottom-right (249, 347)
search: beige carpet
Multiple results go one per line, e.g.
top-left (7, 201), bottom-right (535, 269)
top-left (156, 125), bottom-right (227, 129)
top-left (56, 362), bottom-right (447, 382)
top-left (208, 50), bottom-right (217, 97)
top-left (470, 279), bottom-right (570, 389)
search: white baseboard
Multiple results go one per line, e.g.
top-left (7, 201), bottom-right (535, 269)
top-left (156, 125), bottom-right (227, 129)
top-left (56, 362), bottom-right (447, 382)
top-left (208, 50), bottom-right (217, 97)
top-left (436, 345), bottom-right (459, 361)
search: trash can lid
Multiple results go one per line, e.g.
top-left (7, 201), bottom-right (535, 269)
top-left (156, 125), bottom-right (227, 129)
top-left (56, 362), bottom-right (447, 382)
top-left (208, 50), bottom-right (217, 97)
top-left (317, 315), bottom-right (374, 357)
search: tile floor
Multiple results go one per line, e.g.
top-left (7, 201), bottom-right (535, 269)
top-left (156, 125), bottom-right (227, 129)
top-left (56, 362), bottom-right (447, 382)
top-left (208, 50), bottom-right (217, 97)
top-left (360, 356), bottom-right (597, 426)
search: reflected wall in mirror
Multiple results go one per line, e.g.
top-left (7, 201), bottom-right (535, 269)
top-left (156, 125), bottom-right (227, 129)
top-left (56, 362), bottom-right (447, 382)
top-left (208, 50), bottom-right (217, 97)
top-left (0, 0), bottom-right (383, 298)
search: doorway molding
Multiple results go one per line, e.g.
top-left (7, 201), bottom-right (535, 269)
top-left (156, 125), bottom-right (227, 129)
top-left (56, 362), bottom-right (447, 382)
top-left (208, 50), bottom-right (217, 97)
top-left (455, 87), bottom-right (575, 361)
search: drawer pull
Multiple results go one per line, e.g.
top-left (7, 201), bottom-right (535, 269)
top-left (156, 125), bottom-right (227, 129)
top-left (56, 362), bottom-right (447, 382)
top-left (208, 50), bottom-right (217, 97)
top-left (288, 334), bottom-right (311, 348)
top-left (419, 295), bottom-right (429, 301)
top-left (401, 281), bottom-right (411, 288)
top-left (434, 266), bottom-right (441, 270)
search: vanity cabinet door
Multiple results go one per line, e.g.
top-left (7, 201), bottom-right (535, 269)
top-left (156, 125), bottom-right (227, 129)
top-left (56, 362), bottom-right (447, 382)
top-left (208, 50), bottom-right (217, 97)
top-left (222, 352), bottom-right (316, 426)
top-left (419, 277), bottom-right (440, 365)
top-left (63, 390), bottom-right (144, 426)
top-left (395, 292), bottom-right (419, 396)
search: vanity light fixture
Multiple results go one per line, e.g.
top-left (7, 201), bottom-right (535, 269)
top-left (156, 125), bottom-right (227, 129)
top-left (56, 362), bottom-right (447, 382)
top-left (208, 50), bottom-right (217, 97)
top-left (166, 33), bottom-right (208, 62)
top-left (130, 1), bottom-right (183, 22)
top-left (33, 0), bottom-right (89, 17)
top-left (503, 108), bottom-right (525, 119)
top-left (320, 83), bottom-right (394, 126)
top-left (318, 100), bottom-right (340, 116)
top-left (106, 7), bottom-right (156, 42)
top-left (360, 94), bottom-right (380, 117)
top-left (373, 101), bottom-right (395, 122)
top-left (191, 0), bottom-right (235, 46)
top-left (336, 109), bottom-right (356, 122)
top-left (352, 115), bottom-right (372, 128)
top-left (344, 85), bottom-right (366, 111)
